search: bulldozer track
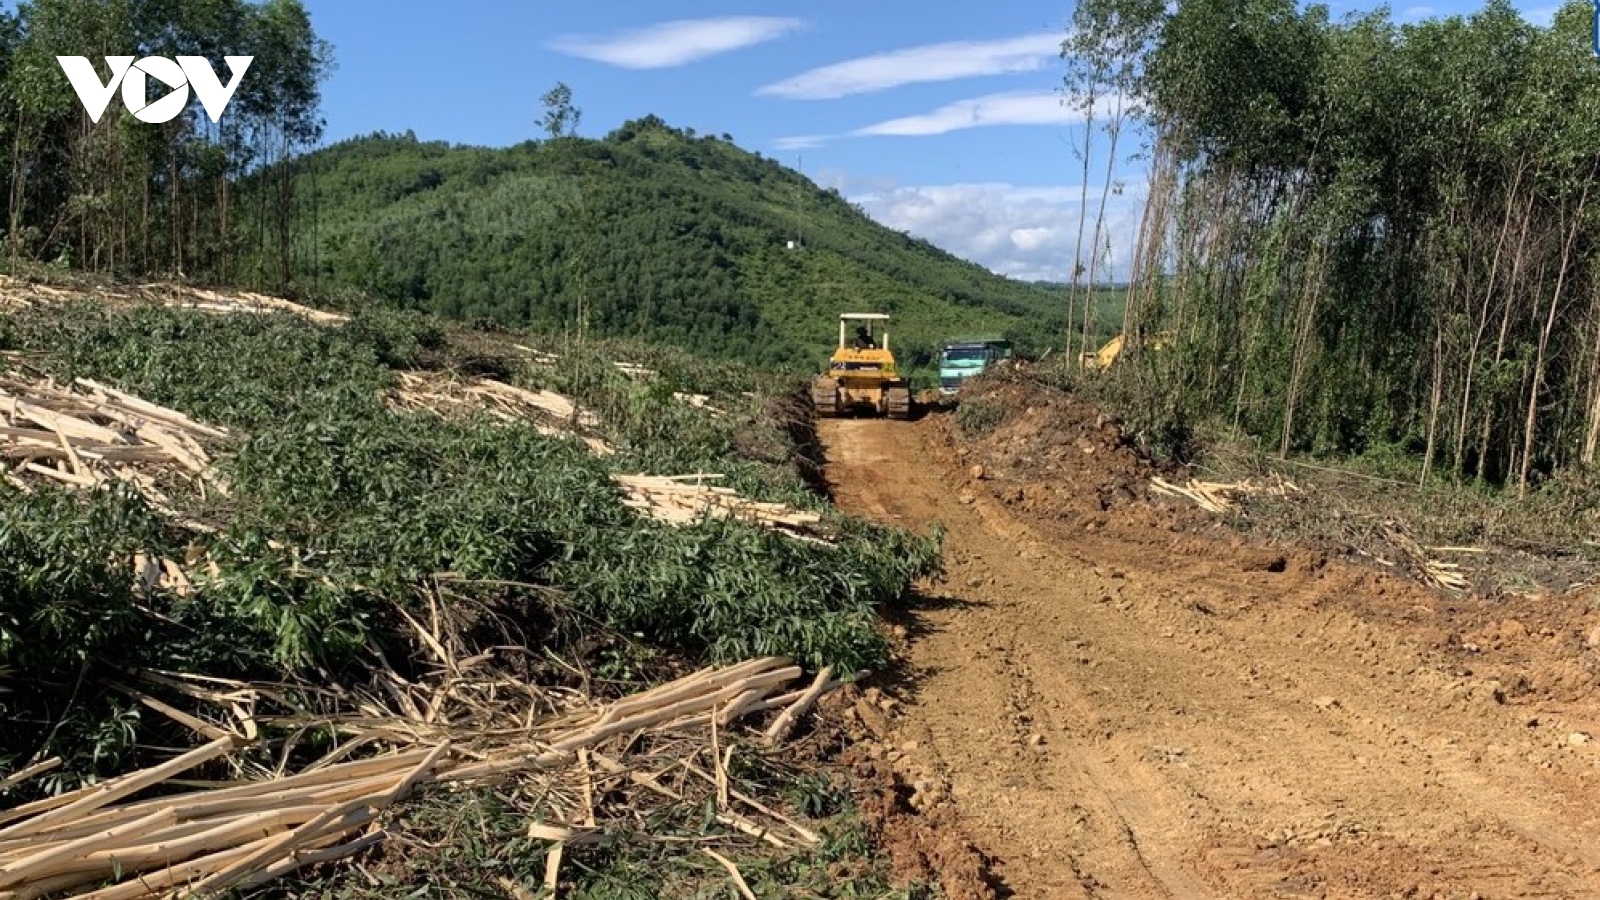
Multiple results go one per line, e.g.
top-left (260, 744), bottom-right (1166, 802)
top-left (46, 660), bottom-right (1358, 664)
top-left (886, 386), bottom-right (912, 420)
top-left (811, 377), bottom-right (840, 418)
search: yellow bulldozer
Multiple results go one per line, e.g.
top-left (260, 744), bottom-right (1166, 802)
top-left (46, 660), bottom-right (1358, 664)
top-left (812, 313), bottom-right (912, 419)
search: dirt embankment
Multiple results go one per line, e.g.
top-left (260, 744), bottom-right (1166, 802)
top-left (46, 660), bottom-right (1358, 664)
top-left (820, 383), bottom-right (1600, 900)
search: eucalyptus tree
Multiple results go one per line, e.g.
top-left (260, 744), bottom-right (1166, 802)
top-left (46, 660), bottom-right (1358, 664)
top-left (1061, 0), bottom-right (1163, 356)
top-left (0, 0), bottom-right (330, 285)
top-left (1116, 0), bottom-right (1600, 487)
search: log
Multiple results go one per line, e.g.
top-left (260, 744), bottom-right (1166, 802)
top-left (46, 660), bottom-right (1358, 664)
top-left (764, 666), bottom-right (835, 746)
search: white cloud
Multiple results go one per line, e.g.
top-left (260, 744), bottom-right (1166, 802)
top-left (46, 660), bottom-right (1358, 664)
top-left (774, 135), bottom-right (829, 151)
top-left (550, 16), bottom-right (804, 69)
top-left (757, 33), bottom-right (1064, 99)
top-left (852, 91), bottom-right (1116, 138)
top-left (773, 92), bottom-right (1115, 151)
top-left (1398, 5), bottom-right (1434, 21)
top-left (1009, 226), bottom-right (1056, 252)
top-left (849, 181), bottom-right (1147, 283)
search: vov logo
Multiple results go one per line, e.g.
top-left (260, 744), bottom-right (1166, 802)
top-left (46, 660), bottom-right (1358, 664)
top-left (56, 56), bottom-right (252, 124)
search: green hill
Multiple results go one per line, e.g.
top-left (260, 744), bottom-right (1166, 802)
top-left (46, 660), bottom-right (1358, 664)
top-left (291, 117), bottom-right (1085, 377)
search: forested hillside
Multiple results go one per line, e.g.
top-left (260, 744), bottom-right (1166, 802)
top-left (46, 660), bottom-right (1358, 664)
top-left (290, 120), bottom-right (1072, 372)
top-left (0, 0), bottom-right (1083, 377)
top-left (1093, 0), bottom-right (1600, 490)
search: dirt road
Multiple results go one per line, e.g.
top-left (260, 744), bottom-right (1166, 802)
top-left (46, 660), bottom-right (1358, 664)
top-left (821, 415), bottom-right (1600, 900)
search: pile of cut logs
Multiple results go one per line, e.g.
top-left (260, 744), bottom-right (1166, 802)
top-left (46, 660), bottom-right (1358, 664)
top-left (0, 374), bottom-right (229, 512)
top-left (614, 474), bottom-right (826, 540)
top-left (0, 658), bottom-right (852, 900)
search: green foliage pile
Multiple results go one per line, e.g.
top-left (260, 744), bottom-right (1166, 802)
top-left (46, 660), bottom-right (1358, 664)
top-left (1098, 0), bottom-right (1600, 490)
top-left (0, 304), bottom-right (939, 779)
top-left (285, 119), bottom-right (1072, 378)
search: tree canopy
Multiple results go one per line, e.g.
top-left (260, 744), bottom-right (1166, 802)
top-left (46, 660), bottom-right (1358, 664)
top-left (1099, 0), bottom-right (1600, 489)
top-left (0, 0), bottom-right (331, 282)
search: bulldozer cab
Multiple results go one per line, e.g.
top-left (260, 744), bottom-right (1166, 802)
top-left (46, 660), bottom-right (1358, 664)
top-left (832, 314), bottom-right (895, 373)
top-left (838, 314), bottom-right (889, 352)
top-left (813, 313), bottom-right (911, 419)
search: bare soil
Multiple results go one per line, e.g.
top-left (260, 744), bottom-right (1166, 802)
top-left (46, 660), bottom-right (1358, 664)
top-left (820, 400), bottom-right (1600, 900)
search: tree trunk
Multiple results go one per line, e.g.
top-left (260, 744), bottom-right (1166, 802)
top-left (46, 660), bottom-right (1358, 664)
top-left (1518, 176), bottom-right (1593, 496)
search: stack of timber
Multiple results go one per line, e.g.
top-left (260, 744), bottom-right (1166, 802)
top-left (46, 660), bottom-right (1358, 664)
top-left (0, 373), bottom-right (229, 506)
top-left (0, 658), bottom-right (855, 900)
top-left (614, 474), bottom-right (827, 541)
top-left (388, 371), bottom-right (614, 456)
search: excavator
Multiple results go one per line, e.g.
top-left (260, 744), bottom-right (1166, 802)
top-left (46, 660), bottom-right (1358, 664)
top-left (1080, 333), bottom-right (1126, 371)
top-left (1080, 331), bottom-right (1171, 371)
top-left (812, 313), bottom-right (912, 419)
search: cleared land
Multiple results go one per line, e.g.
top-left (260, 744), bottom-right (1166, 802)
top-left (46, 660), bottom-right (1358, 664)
top-left (821, 395), bottom-right (1600, 900)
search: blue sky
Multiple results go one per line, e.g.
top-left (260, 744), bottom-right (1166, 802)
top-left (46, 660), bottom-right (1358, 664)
top-left (37, 0), bottom-right (1577, 282)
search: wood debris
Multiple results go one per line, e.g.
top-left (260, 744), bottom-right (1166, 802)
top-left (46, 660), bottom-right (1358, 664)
top-left (673, 391), bottom-right (724, 416)
top-left (0, 657), bottom-right (852, 900)
top-left (1149, 474), bottom-right (1300, 513)
top-left (0, 275), bottom-right (346, 325)
top-left (388, 371), bottom-right (613, 455)
top-left (614, 474), bottom-right (827, 541)
top-left (0, 373), bottom-right (229, 505)
top-left (0, 373), bottom-right (231, 595)
top-left (512, 347), bottom-right (724, 416)
top-left (1380, 521), bottom-right (1471, 592)
top-left (138, 284), bottom-right (348, 325)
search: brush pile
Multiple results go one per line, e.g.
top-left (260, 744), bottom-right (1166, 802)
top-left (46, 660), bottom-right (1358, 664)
top-left (614, 474), bottom-right (827, 541)
top-left (0, 373), bottom-right (229, 510)
top-left (0, 657), bottom-right (850, 900)
top-left (0, 276), bottom-right (346, 325)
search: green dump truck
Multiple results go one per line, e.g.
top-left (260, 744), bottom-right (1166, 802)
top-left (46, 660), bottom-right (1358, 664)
top-left (937, 339), bottom-right (1013, 394)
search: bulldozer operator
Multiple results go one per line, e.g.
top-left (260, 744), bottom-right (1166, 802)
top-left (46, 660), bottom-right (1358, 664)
top-left (853, 323), bottom-right (877, 350)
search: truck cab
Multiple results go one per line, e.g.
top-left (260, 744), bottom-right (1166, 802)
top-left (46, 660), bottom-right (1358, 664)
top-left (938, 340), bottom-right (1012, 394)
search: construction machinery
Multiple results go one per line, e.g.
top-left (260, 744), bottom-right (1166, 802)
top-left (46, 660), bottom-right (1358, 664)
top-left (1080, 331), bottom-right (1173, 372)
top-left (812, 313), bottom-right (912, 419)
top-left (1080, 333), bottom-right (1126, 371)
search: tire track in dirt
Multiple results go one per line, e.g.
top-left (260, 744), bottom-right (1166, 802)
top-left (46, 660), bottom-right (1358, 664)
top-left (822, 416), bottom-right (1600, 900)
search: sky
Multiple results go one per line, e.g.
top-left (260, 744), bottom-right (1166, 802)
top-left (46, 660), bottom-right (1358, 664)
top-left (289, 0), bottom-right (1566, 282)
